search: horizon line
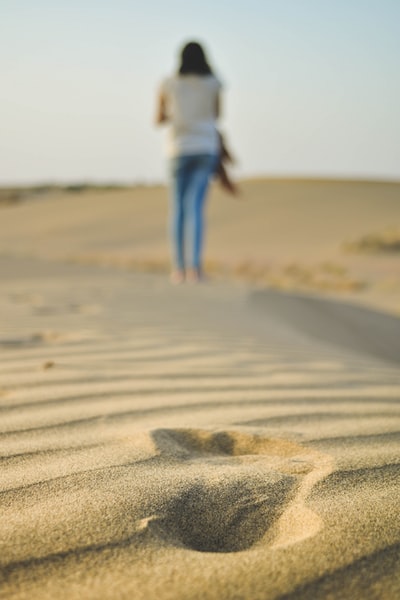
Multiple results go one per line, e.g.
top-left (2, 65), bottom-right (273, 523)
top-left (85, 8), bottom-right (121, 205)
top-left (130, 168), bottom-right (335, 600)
top-left (1, 174), bottom-right (400, 188)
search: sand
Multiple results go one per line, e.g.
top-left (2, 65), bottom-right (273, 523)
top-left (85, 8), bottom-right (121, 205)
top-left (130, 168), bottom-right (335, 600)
top-left (0, 180), bottom-right (399, 599)
top-left (1, 178), bottom-right (399, 313)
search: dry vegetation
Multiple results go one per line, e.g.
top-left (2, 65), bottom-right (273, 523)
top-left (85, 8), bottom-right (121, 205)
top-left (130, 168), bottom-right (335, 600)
top-left (72, 254), bottom-right (366, 294)
top-left (344, 230), bottom-right (400, 254)
top-left (0, 183), bottom-right (137, 205)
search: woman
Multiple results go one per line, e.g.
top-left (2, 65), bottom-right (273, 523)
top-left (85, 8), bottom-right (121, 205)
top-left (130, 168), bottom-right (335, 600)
top-left (155, 41), bottom-right (222, 283)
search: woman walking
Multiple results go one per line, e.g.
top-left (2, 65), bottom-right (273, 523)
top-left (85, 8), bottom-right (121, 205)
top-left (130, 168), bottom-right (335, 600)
top-left (155, 41), bottom-right (222, 283)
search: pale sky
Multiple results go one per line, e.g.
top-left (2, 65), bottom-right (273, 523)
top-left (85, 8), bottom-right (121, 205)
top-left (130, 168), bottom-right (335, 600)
top-left (1, 0), bottom-right (399, 184)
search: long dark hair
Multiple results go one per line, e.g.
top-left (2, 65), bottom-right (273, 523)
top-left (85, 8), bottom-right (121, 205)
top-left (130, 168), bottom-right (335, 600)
top-left (178, 41), bottom-right (213, 76)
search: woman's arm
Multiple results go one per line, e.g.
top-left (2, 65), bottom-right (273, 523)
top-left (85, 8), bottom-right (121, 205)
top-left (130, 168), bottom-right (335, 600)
top-left (215, 91), bottom-right (221, 119)
top-left (155, 90), bottom-right (168, 125)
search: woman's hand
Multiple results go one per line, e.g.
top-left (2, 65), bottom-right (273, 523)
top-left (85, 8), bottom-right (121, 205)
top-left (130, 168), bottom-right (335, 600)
top-left (155, 91), bottom-right (168, 125)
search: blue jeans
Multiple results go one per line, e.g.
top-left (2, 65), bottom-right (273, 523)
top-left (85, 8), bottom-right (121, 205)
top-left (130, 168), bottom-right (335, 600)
top-left (170, 153), bottom-right (218, 271)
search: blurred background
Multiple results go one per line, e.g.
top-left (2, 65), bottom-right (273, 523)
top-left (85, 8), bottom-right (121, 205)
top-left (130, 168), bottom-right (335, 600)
top-left (1, 0), bottom-right (399, 185)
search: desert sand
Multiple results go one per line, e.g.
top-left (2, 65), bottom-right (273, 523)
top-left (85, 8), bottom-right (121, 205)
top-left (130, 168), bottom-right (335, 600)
top-left (0, 179), bottom-right (399, 599)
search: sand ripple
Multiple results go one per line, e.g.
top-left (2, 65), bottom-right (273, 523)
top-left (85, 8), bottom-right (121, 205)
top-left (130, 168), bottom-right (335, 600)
top-left (1, 262), bottom-right (399, 599)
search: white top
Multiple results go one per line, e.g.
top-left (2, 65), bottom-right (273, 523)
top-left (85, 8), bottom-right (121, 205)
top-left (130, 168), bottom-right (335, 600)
top-left (160, 74), bottom-right (222, 158)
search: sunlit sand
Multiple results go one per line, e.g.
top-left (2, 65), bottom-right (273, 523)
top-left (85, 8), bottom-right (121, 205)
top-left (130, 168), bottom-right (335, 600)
top-left (0, 179), bottom-right (399, 599)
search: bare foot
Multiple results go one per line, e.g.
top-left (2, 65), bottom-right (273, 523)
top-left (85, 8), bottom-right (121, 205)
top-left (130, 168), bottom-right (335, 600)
top-left (187, 268), bottom-right (205, 283)
top-left (170, 270), bottom-right (185, 285)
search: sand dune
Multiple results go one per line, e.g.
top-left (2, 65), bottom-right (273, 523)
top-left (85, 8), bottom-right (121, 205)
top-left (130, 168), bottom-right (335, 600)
top-left (0, 180), bottom-right (400, 599)
top-left (0, 178), bottom-right (399, 313)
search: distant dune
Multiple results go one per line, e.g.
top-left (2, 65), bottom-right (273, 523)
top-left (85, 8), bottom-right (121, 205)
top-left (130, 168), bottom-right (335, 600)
top-left (1, 178), bottom-right (399, 314)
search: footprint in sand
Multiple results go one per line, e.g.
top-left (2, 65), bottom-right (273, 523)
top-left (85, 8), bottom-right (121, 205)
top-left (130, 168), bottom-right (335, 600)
top-left (0, 330), bottom-right (94, 348)
top-left (33, 303), bottom-right (102, 316)
top-left (6, 294), bottom-right (100, 316)
top-left (7, 292), bottom-right (44, 306)
top-left (140, 428), bottom-right (333, 553)
top-left (0, 331), bottom-right (62, 347)
top-left (69, 303), bottom-right (102, 315)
